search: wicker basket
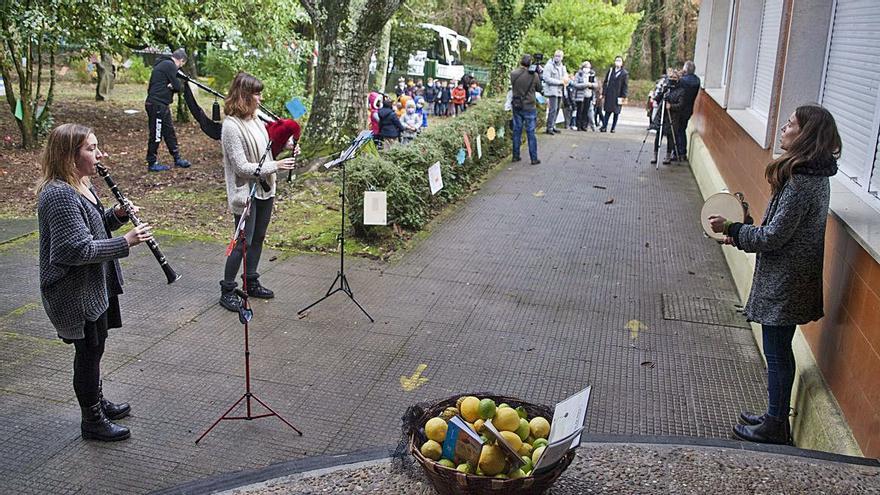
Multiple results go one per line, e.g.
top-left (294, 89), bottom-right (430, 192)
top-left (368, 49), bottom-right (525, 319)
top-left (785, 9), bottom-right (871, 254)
top-left (408, 394), bottom-right (575, 495)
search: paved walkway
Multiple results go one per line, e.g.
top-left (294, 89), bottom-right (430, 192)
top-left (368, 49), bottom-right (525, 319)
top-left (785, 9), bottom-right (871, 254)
top-left (0, 110), bottom-right (813, 493)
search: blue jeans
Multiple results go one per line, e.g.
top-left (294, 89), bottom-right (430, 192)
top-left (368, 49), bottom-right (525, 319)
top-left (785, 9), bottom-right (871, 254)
top-left (763, 324), bottom-right (797, 419)
top-left (675, 116), bottom-right (690, 157)
top-left (512, 108), bottom-right (538, 161)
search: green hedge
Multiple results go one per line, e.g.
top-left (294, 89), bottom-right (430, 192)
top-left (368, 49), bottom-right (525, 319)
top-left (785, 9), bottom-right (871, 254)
top-left (345, 98), bottom-right (523, 236)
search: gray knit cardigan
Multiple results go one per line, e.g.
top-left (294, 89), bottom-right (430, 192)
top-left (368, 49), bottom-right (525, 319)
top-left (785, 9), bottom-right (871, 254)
top-left (221, 116), bottom-right (279, 215)
top-left (38, 181), bottom-right (129, 340)
top-left (732, 159), bottom-right (837, 326)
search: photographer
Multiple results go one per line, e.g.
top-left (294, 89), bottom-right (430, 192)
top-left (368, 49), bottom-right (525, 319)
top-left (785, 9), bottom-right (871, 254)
top-left (542, 50), bottom-right (567, 134)
top-left (672, 61), bottom-right (701, 161)
top-left (651, 69), bottom-right (682, 164)
top-left (509, 54), bottom-right (543, 165)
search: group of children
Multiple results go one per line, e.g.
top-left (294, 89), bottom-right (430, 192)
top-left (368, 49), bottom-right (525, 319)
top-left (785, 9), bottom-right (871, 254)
top-left (371, 75), bottom-right (484, 148)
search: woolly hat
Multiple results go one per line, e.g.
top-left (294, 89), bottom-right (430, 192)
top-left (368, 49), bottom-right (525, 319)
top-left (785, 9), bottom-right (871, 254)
top-left (265, 118), bottom-right (302, 158)
top-left (171, 48), bottom-right (188, 61)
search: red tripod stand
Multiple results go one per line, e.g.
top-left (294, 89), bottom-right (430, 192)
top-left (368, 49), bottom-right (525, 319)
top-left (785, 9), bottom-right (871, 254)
top-left (196, 190), bottom-right (302, 444)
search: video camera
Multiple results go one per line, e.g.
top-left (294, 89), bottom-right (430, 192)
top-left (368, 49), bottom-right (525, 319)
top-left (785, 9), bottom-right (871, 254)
top-left (528, 53), bottom-right (544, 75)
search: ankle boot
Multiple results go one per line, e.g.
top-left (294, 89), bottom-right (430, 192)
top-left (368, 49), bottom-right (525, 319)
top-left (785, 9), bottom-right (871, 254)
top-left (739, 411), bottom-right (766, 426)
top-left (733, 414), bottom-right (790, 445)
top-left (98, 380), bottom-right (130, 420)
top-left (81, 402), bottom-right (130, 441)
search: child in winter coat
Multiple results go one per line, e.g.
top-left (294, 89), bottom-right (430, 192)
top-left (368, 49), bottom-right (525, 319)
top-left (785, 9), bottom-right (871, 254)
top-left (401, 100), bottom-right (422, 144)
top-left (438, 81), bottom-right (452, 117)
top-left (451, 81), bottom-right (467, 116)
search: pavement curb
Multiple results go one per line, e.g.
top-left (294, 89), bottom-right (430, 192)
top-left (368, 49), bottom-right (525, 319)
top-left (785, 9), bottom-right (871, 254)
top-left (151, 435), bottom-right (879, 494)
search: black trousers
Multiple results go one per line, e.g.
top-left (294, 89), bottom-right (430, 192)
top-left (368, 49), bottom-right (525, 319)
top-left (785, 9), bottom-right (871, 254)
top-left (222, 197), bottom-right (274, 291)
top-left (576, 97), bottom-right (592, 130)
top-left (145, 101), bottom-right (180, 165)
top-left (73, 337), bottom-right (105, 407)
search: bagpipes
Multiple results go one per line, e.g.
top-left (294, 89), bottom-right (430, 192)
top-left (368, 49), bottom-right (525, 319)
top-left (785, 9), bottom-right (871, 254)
top-left (176, 70), bottom-right (301, 182)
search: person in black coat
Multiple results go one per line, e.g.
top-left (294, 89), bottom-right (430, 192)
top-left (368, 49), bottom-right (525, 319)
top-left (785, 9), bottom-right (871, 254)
top-left (376, 99), bottom-right (404, 147)
top-left (145, 48), bottom-right (190, 172)
top-left (671, 61), bottom-right (701, 160)
top-left (601, 56), bottom-right (628, 133)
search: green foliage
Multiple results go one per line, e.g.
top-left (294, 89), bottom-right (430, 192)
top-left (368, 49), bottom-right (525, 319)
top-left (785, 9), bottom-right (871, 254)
top-left (627, 79), bottom-right (655, 106)
top-left (203, 35), bottom-right (310, 116)
top-left (473, 0), bottom-right (641, 73)
top-left (389, 17), bottom-right (436, 73)
top-left (117, 56), bottom-right (151, 84)
top-left (72, 57), bottom-right (95, 84)
top-left (481, 0), bottom-right (552, 94)
top-left (345, 98), bottom-right (514, 234)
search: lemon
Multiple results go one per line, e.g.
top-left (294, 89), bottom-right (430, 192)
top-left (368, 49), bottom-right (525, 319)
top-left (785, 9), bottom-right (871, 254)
top-left (515, 406), bottom-right (527, 419)
top-left (460, 396), bottom-right (481, 422)
top-left (473, 419), bottom-right (485, 433)
top-left (498, 403), bottom-right (510, 409)
top-left (478, 398), bottom-right (497, 420)
top-left (438, 458), bottom-right (455, 468)
top-left (478, 444), bottom-right (507, 476)
top-left (532, 438), bottom-right (549, 449)
top-left (509, 468), bottom-right (526, 479)
top-left (456, 463), bottom-right (472, 474)
top-left (516, 418), bottom-right (530, 441)
top-left (494, 407), bottom-right (520, 431)
top-left (529, 417), bottom-right (551, 439)
top-left (499, 430), bottom-right (523, 453)
top-left (520, 455), bottom-right (533, 471)
top-left (494, 473), bottom-right (508, 479)
top-left (425, 417), bottom-right (448, 443)
top-left (531, 445), bottom-right (546, 465)
top-left (421, 440), bottom-right (442, 460)
top-left (439, 407), bottom-right (459, 421)
top-left (518, 442), bottom-right (533, 456)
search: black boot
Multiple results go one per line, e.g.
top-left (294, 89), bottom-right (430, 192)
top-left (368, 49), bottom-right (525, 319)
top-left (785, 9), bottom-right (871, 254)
top-left (81, 402), bottom-right (130, 441)
top-left (739, 411), bottom-right (765, 426)
top-left (733, 415), bottom-right (790, 445)
top-left (220, 281), bottom-right (241, 312)
top-left (98, 380), bottom-right (130, 420)
top-left (247, 279), bottom-right (275, 299)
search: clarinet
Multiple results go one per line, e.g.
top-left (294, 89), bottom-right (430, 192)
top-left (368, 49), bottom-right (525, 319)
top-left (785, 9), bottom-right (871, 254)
top-left (95, 163), bottom-right (181, 284)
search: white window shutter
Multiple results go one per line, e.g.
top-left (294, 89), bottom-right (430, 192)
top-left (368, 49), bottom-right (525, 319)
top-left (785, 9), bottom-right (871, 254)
top-left (749, 0), bottom-right (783, 123)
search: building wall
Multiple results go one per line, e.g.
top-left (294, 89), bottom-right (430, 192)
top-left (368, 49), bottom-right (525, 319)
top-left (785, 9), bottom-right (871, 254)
top-left (691, 91), bottom-right (880, 458)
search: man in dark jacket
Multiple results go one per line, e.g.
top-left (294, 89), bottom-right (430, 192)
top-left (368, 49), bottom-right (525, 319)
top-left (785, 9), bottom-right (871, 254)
top-left (145, 49), bottom-right (190, 172)
top-left (671, 61), bottom-right (701, 161)
top-left (510, 54), bottom-right (543, 165)
top-left (601, 56), bottom-right (628, 133)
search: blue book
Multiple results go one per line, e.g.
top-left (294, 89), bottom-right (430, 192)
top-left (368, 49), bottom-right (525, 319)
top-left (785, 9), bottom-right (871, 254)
top-left (441, 416), bottom-right (483, 465)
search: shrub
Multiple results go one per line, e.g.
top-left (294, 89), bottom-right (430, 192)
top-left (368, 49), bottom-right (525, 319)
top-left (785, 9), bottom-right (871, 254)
top-left (627, 79), bottom-right (656, 106)
top-left (345, 98), bottom-right (542, 236)
top-left (118, 56), bottom-right (151, 85)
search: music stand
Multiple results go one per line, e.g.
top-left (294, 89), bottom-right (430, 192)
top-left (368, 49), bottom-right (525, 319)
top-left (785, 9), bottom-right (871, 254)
top-left (196, 142), bottom-right (302, 444)
top-left (298, 130), bottom-right (375, 322)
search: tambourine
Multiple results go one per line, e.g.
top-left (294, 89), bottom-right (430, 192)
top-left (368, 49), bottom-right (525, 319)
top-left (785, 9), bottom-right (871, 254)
top-left (700, 192), bottom-right (749, 241)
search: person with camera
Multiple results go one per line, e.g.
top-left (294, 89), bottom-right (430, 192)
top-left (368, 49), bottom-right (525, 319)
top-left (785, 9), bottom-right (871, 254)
top-left (601, 56), bottom-right (628, 133)
top-left (651, 68), bottom-right (682, 164)
top-left (573, 61), bottom-right (598, 131)
top-left (671, 61), bottom-right (701, 161)
top-left (542, 50), bottom-right (568, 135)
top-left (509, 54), bottom-right (543, 165)
top-left (144, 48), bottom-right (191, 172)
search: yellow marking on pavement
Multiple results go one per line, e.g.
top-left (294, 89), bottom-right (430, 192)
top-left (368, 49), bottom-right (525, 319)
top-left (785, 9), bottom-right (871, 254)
top-left (400, 364), bottom-right (429, 391)
top-left (625, 319), bottom-right (648, 340)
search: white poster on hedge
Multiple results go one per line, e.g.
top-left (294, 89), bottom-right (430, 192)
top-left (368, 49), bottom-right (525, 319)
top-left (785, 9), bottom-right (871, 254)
top-left (363, 191), bottom-right (387, 225)
top-left (428, 162), bottom-right (443, 195)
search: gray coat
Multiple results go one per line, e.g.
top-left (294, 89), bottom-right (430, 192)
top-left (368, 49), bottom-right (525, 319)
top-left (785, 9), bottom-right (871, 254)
top-left (38, 181), bottom-right (129, 340)
top-left (732, 161), bottom-right (836, 326)
top-left (572, 69), bottom-right (596, 101)
top-left (542, 60), bottom-right (567, 97)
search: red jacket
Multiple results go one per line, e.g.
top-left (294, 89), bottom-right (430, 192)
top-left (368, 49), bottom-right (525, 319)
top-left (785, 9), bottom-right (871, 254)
top-left (452, 87), bottom-right (467, 105)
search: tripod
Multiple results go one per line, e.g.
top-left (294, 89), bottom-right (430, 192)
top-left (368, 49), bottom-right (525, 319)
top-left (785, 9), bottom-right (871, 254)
top-left (196, 160), bottom-right (302, 444)
top-left (636, 99), bottom-right (678, 169)
top-left (298, 132), bottom-right (374, 322)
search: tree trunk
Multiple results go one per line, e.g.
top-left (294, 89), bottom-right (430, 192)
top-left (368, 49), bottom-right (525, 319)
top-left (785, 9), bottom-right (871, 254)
top-left (488, 25), bottom-right (522, 95)
top-left (300, 0), bottom-right (404, 155)
top-left (176, 45), bottom-right (198, 123)
top-left (374, 20), bottom-right (393, 93)
top-left (484, 0), bottom-right (550, 96)
top-left (95, 51), bottom-right (115, 101)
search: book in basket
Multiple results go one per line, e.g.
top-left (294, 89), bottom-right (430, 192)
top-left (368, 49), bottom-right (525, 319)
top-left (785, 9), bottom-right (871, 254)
top-left (533, 385), bottom-right (592, 474)
top-left (441, 415), bottom-right (484, 465)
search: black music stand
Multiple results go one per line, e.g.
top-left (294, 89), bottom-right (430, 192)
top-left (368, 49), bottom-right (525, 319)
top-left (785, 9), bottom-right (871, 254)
top-left (298, 130), bottom-right (375, 322)
top-left (196, 145), bottom-right (301, 444)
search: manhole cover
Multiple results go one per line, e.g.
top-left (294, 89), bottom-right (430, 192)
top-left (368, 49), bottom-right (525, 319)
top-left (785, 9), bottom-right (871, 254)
top-left (661, 293), bottom-right (749, 329)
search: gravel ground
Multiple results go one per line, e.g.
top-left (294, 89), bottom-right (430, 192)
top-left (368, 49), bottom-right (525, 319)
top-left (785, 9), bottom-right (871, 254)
top-left (222, 443), bottom-right (880, 495)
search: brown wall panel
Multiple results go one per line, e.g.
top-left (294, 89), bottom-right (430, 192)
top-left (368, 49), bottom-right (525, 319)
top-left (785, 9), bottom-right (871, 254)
top-left (693, 90), bottom-right (880, 458)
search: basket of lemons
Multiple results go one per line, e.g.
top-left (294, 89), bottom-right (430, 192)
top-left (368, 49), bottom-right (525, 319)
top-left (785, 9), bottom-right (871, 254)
top-left (407, 393), bottom-right (575, 495)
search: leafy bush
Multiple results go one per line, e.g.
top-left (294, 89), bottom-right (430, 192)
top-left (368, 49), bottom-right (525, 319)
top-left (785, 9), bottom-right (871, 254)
top-left (627, 79), bottom-right (656, 106)
top-left (345, 98), bottom-right (544, 236)
top-left (202, 33), bottom-right (309, 118)
top-left (72, 57), bottom-right (94, 84)
top-left (118, 56), bottom-right (152, 85)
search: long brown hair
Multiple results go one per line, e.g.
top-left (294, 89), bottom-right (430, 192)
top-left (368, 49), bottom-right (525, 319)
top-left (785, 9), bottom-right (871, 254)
top-left (765, 105), bottom-right (841, 194)
top-left (36, 123), bottom-right (93, 195)
top-left (224, 72), bottom-right (263, 118)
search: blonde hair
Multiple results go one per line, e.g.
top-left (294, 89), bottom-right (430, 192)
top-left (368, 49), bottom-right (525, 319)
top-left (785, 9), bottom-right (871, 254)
top-left (225, 72), bottom-right (264, 119)
top-left (37, 123), bottom-right (93, 195)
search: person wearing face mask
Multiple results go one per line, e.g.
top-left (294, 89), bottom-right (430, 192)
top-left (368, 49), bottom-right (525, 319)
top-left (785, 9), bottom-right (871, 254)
top-left (601, 55), bottom-right (628, 133)
top-left (542, 50), bottom-right (568, 135)
top-left (400, 100), bottom-right (422, 144)
top-left (38, 123), bottom-right (156, 441)
top-left (573, 61), bottom-right (597, 131)
top-left (708, 105), bottom-right (841, 446)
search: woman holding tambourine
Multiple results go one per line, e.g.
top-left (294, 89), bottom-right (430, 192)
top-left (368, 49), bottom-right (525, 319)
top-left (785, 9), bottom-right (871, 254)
top-left (708, 105), bottom-right (841, 445)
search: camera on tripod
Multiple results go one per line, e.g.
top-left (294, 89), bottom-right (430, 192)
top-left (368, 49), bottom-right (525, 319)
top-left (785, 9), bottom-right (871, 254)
top-left (528, 53), bottom-right (544, 75)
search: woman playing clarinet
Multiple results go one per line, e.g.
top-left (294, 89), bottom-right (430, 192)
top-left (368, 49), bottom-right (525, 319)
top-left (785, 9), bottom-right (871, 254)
top-left (37, 123), bottom-right (154, 441)
top-left (219, 72), bottom-right (296, 311)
